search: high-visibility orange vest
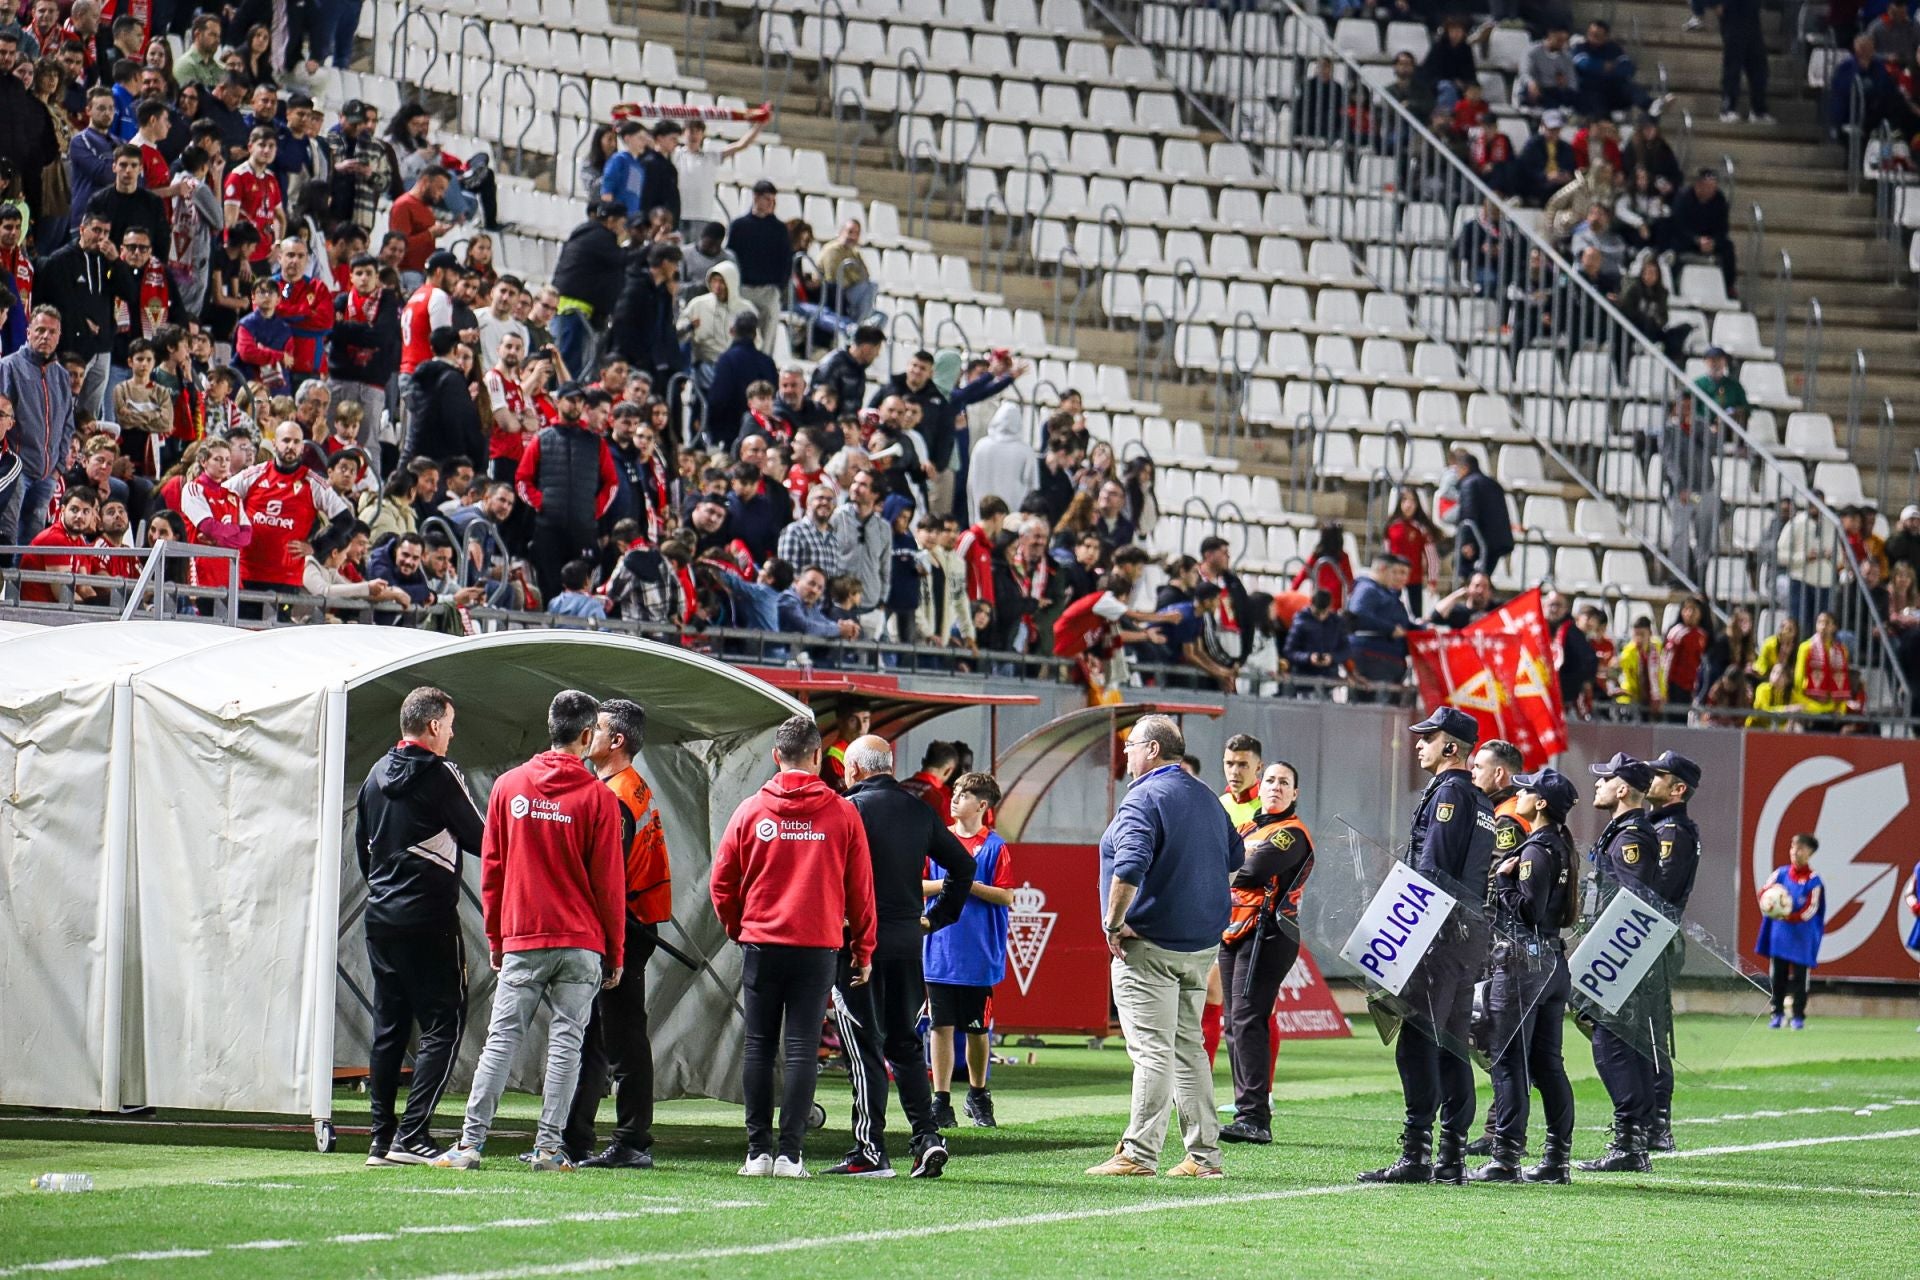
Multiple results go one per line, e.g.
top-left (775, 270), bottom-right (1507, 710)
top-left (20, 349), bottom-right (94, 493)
top-left (607, 765), bottom-right (671, 925)
top-left (1224, 813), bottom-right (1311, 946)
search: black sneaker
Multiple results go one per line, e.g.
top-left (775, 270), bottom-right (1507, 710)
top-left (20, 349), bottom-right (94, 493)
top-left (910, 1134), bottom-right (949, 1179)
top-left (385, 1137), bottom-right (446, 1165)
top-left (964, 1088), bottom-right (997, 1128)
top-left (931, 1094), bottom-right (959, 1129)
top-left (579, 1142), bottom-right (655, 1169)
top-left (365, 1144), bottom-right (398, 1168)
top-left (1219, 1119), bottom-right (1272, 1145)
top-left (821, 1152), bottom-right (897, 1178)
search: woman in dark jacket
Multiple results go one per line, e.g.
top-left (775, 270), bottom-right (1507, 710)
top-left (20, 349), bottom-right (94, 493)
top-left (1616, 253), bottom-right (1688, 368)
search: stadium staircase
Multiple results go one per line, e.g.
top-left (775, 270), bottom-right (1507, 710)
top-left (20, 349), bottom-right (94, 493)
top-left (1612, 0), bottom-right (1918, 510)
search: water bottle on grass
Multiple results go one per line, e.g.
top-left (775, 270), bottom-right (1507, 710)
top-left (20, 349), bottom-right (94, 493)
top-left (30, 1173), bottom-right (93, 1192)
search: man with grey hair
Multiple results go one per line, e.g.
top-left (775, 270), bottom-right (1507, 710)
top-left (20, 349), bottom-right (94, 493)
top-left (1088, 714), bottom-right (1241, 1178)
top-left (825, 734), bottom-right (975, 1178)
top-left (435, 690), bottom-right (626, 1172)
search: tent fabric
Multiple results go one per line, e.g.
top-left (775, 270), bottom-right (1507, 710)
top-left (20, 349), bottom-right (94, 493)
top-left (0, 621), bottom-right (804, 1118)
top-left (992, 701), bottom-right (1223, 841)
top-left (0, 621), bottom-right (254, 1110)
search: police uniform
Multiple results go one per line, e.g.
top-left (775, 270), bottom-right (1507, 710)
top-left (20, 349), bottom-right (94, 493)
top-left (1577, 753), bottom-right (1662, 1174)
top-left (1218, 806), bottom-right (1314, 1144)
top-left (1643, 750), bottom-right (1702, 1153)
top-left (1470, 769), bottom-right (1577, 1184)
top-left (1468, 785), bottom-right (1533, 1155)
top-left (1359, 707), bottom-right (1497, 1186)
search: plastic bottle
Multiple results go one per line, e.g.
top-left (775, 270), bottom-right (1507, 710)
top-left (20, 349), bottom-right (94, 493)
top-left (29, 1173), bottom-right (93, 1192)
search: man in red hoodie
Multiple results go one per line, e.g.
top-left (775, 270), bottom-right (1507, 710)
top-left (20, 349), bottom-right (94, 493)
top-left (436, 691), bottom-right (626, 1173)
top-left (711, 714), bottom-right (876, 1179)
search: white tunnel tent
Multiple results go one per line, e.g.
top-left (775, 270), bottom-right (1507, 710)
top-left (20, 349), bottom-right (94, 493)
top-left (0, 622), bottom-right (805, 1134)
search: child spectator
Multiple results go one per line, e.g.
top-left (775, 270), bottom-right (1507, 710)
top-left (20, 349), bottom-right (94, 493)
top-left (1451, 80), bottom-right (1489, 135)
top-left (1755, 834), bottom-right (1825, 1029)
top-left (1747, 657), bottom-right (1798, 729)
top-left (234, 278), bottom-right (291, 391)
top-left (1616, 614), bottom-right (1664, 713)
top-left (922, 771), bottom-right (1015, 1130)
top-left (547, 557), bottom-right (609, 620)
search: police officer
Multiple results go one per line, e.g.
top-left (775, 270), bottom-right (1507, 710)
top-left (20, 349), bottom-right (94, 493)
top-left (1465, 738), bottom-right (1533, 1158)
top-left (1642, 750), bottom-right (1703, 1153)
top-left (1577, 752), bottom-right (1662, 1174)
top-left (1358, 706), bottom-right (1497, 1186)
top-left (1469, 768), bottom-right (1578, 1184)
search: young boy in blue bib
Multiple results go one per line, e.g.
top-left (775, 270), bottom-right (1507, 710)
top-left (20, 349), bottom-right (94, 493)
top-left (923, 771), bottom-right (1016, 1129)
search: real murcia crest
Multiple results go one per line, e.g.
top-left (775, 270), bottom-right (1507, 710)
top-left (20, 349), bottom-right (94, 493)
top-left (1006, 882), bottom-right (1057, 996)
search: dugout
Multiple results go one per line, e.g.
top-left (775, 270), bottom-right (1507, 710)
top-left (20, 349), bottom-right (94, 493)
top-left (0, 622), bottom-right (803, 1148)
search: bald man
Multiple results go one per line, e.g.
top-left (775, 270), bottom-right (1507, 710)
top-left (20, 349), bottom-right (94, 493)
top-left (824, 735), bottom-right (976, 1179)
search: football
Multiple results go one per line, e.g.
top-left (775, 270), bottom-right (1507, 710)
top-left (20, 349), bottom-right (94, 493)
top-left (1759, 884), bottom-right (1793, 920)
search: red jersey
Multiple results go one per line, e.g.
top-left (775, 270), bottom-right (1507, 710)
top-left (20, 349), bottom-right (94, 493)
top-left (116, 258), bottom-right (173, 344)
top-left (20, 524), bottom-right (103, 602)
top-left (898, 770), bottom-right (955, 822)
top-left (399, 281), bottom-right (452, 375)
top-left (179, 473), bottom-right (252, 588)
top-left (784, 463), bottom-right (822, 511)
top-left (225, 460), bottom-right (349, 587)
top-left (274, 273), bottom-right (333, 376)
top-left (957, 522), bottom-right (996, 604)
top-left (223, 164), bottom-right (282, 262)
top-left (139, 141), bottom-right (172, 219)
top-left (484, 367), bottom-right (528, 462)
top-left (0, 244), bottom-right (32, 312)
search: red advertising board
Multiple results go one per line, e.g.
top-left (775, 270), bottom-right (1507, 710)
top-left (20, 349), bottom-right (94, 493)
top-left (1273, 946), bottom-right (1352, 1039)
top-left (1739, 734), bottom-right (1920, 982)
top-left (992, 842), bottom-right (1111, 1035)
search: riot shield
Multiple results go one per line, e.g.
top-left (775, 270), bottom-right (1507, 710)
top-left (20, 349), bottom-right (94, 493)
top-left (1564, 875), bottom-right (1771, 1094)
top-left (1284, 817), bottom-right (1548, 1068)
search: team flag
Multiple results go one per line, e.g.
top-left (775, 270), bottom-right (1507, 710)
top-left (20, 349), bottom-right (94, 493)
top-left (1407, 587), bottom-right (1567, 769)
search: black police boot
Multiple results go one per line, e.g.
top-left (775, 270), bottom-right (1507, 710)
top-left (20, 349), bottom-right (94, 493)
top-left (1432, 1129), bottom-right (1468, 1185)
top-left (1356, 1126), bottom-right (1433, 1183)
top-left (1464, 1134), bottom-right (1494, 1157)
top-left (1648, 1108), bottom-right (1676, 1154)
top-left (1577, 1123), bottom-right (1651, 1173)
top-left (1467, 1136), bottom-right (1522, 1183)
top-left (1220, 1119), bottom-right (1272, 1145)
top-left (1521, 1134), bottom-right (1573, 1184)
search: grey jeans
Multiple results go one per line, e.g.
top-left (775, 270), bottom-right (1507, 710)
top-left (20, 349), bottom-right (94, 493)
top-left (460, 946), bottom-right (602, 1153)
top-left (1111, 936), bottom-right (1222, 1170)
top-left (740, 284), bottom-right (781, 354)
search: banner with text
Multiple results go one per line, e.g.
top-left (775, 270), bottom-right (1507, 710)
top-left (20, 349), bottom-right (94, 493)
top-left (1566, 886), bottom-right (1680, 1016)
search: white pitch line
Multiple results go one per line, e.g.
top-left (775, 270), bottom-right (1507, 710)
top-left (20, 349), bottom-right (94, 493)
top-left (1630, 1174), bottom-right (1920, 1199)
top-left (1585, 1097), bottom-right (1920, 1131)
top-left (1653, 1126), bottom-right (1920, 1160)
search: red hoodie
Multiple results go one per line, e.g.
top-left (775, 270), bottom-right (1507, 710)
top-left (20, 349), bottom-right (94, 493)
top-left (710, 769), bottom-right (877, 965)
top-left (482, 750), bottom-right (626, 966)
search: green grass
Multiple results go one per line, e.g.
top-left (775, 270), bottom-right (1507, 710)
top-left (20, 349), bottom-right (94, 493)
top-left (2, 1016), bottom-right (1917, 1279)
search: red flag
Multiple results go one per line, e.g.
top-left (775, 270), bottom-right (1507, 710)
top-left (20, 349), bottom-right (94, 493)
top-left (1407, 587), bottom-right (1569, 770)
top-left (1467, 587), bottom-right (1569, 764)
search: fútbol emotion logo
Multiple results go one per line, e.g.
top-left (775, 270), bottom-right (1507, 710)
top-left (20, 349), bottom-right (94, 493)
top-left (755, 817), bottom-right (779, 841)
top-left (510, 794), bottom-right (531, 820)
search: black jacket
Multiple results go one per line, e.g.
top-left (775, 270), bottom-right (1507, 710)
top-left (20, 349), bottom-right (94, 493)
top-left (869, 373), bottom-right (957, 471)
top-left (610, 254), bottom-right (682, 373)
top-left (551, 218), bottom-right (627, 320)
top-left (402, 358), bottom-right (488, 465)
top-left (330, 288), bottom-right (403, 388)
top-left (354, 742), bottom-right (485, 933)
top-left (1454, 469), bottom-right (1514, 564)
top-left (810, 348), bottom-right (869, 415)
top-left (34, 242), bottom-right (119, 358)
top-left (844, 774), bottom-right (976, 953)
top-left (87, 186), bottom-right (171, 263)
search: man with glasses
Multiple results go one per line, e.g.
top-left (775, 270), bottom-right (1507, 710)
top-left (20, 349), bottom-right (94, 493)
top-left (1087, 714), bottom-right (1241, 1178)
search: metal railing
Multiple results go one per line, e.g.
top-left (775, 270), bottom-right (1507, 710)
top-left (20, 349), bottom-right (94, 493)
top-left (1094, 0), bottom-right (1910, 715)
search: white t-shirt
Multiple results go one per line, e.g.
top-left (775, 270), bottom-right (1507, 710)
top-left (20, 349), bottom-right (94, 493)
top-left (675, 141), bottom-right (724, 226)
top-left (475, 309), bottom-right (528, 370)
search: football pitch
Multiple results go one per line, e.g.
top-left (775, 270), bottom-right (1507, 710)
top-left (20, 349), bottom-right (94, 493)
top-left (2, 1016), bottom-right (1916, 1279)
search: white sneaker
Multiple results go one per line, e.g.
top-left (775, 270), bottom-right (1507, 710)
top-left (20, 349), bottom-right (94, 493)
top-left (432, 1144), bottom-right (482, 1170)
top-left (1749, 112), bottom-right (1776, 124)
top-left (772, 1155), bottom-right (809, 1179)
top-left (1718, 110), bottom-right (1740, 123)
top-left (529, 1147), bottom-right (576, 1172)
top-left (738, 1153), bottom-right (775, 1177)
top-left (1683, 16), bottom-right (1704, 30)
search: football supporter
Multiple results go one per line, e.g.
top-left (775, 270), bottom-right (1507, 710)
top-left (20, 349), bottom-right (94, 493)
top-left (178, 436), bottom-right (250, 594)
top-left (225, 419), bottom-right (352, 608)
top-left (897, 740), bottom-right (960, 818)
top-left (20, 485), bottom-right (104, 603)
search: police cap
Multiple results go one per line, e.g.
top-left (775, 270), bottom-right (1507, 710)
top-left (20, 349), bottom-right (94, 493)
top-left (1589, 751), bottom-right (1654, 792)
top-left (1409, 705), bottom-right (1479, 745)
top-left (1648, 750), bottom-right (1702, 790)
top-left (1512, 768), bottom-right (1577, 821)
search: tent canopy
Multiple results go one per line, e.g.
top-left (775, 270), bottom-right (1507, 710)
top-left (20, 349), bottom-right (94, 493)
top-left (992, 701), bottom-right (1224, 842)
top-left (1, 623), bottom-right (805, 1118)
